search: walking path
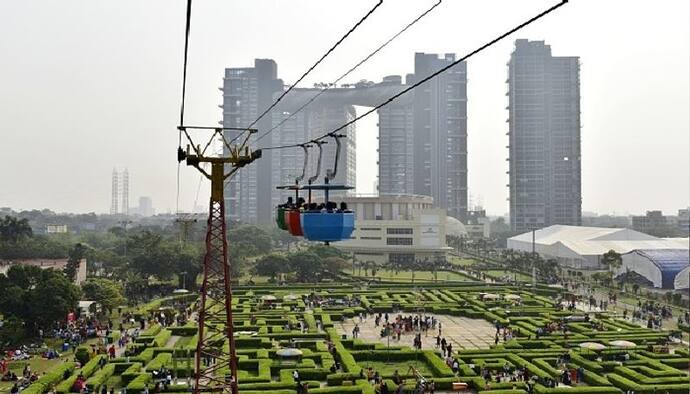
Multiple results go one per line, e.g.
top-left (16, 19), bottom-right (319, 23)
top-left (337, 314), bottom-right (496, 351)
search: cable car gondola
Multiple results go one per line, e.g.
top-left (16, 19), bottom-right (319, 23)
top-left (276, 144), bottom-right (314, 237)
top-left (300, 134), bottom-right (354, 244)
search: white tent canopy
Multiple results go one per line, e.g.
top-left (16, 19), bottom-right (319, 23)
top-left (507, 225), bottom-right (688, 269)
top-left (617, 249), bottom-right (689, 290)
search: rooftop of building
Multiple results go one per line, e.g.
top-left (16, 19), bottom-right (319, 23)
top-left (341, 194), bottom-right (434, 204)
top-left (509, 225), bottom-right (689, 256)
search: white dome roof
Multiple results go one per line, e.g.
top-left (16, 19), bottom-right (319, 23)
top-left (445, 216), bottom-right (467, 237)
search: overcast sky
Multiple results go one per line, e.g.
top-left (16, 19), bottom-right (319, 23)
top-left (0, 0), bottom-right (688, 217)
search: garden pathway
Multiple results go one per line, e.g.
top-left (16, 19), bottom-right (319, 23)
top-left (337, 314), bottom-right (496, 351)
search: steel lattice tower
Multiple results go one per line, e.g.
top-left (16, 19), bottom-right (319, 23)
top-left (178, 128), bottom-right (260, 394)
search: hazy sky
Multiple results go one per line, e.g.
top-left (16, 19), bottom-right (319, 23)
top-left (1, 0), bottom-right (688, 217)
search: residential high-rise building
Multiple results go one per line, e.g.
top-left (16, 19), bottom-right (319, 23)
top-left (221, 53), bottom-right (468, 224)
top-left (377, 75), bottom-right (414, 195)
top-left (121, 168), bottom-right (129, 216)
top-left (110, 168), bottom-right (119, 214)
top-left (222, 59), bottom-right (283, 224)
top-left (409, 53), bottom-right (468, 220)
top-left (507, 39), bottom-right (581, 231)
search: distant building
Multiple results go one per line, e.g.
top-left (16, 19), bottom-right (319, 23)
top-left (110, 168), bottom-right (119, 214)
top-left (507, 225), bottom-right (688, 269)
top-left (507, 39), bottom-right (581, 231)
top-left (464, 209), bottom-right (491, 239)
top-left (132, 196), bottom-right (155, 217)
top-left (675, 208), bottom-right (689, 233)
top-left (629, 210), bottom-right (684, 237)
top-left (582, 214), bottom-right (631, 228)
top-left (0, 258), bottom-right (87, 284)
top-left (121, 168), bottom-right (129, 216)
top-left (334, 195), bottom-right (452, 265)
top-left (110, 168), bottom-right (130, 215)
top-left (45, 224), bottom-right (68, 234)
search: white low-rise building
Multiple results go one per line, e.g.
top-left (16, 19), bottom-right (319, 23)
top-left (335, 194), bottom-right (452, 265)
top-left (507, 225), bottom-right (689, 269)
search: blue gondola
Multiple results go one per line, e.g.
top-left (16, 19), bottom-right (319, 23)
top-left (302, 209), bottom-right (354, 242)
top-left (300, 134), bottom-right (355, 244)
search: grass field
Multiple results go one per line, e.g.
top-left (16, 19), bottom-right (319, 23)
top-left (484, 269), bottom-right (532, 282)
top-left (344, 269), bottom-right (475, 282)
top-left (0, 358), bottom-right (66, 393)
top-left (448, 256), bottom-right (475, 267)
top-left (357, 360), bottom-right (433, 378)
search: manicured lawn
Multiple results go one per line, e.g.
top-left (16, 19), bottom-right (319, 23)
top-left (0, 357), bottom-right (67, 392)
top-left (357, 360), bottom-right (433, 378)
top-left (345, 269), bottom-right (475, 283)
top-left (448, 256), bottom-right (476, 267)
top-left (484, 270), bottom-right (532, 282)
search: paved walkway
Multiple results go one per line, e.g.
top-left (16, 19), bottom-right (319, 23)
top-left (337, 314), bottom-right (496, 351)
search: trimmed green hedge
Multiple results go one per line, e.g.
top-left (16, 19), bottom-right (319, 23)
top-left (86, 363), bottom-right (115, 391)
top-left (22, 362), bottom-right (76, 394)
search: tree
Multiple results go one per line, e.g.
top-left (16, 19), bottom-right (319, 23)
top-left (0, 216), bottom-right (33, 243)
top-left (227, 225), bottom-right (272, 257)
top-left (64, 243), bottom-right (86, 282)
top-left (81, 278), bottom-right (125, 313)
top-left (602, 250), bottom-right (622, 285)
top-left (0, 265), bottom-right (80, 336)
top-left (252, 253), bottom-right (289, 281)
top-left (0, 317), bottom-right (26, 350)
top-left (632, 283), bottom-right (640, 295)
top-left (127, 231), bottom-right (175, 281)
top-left (287, 251), bottom-right (322, 282)
top-left (322, 256), bottom-right (348, 277)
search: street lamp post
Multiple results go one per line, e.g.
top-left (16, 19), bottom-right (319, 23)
top-left (181, 271), bottom-right (188, 290)
top-left (119, 220), bottom-right (133, 257)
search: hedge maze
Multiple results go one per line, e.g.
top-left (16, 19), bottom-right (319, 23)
top-left (27, 283), bottom-right (689, 394)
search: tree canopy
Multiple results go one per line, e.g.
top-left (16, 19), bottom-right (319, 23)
top-left (0, 216), bottom-right (32, 243)
top-left (81, 278), bottom-right (125, 313)
top-left (0, 265), bottom-right (81, 334)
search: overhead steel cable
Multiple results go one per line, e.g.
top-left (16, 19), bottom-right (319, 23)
top-left (237, 0), bottom-right (384, 138)
top-left (254, 0), bottom-right (442, 145)
top-left (259, 0), bottom-right (569, 152)
top-left (176, 0), bottom-right (193, 214)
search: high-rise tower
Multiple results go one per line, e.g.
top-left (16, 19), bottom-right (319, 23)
top-left (220, 53), bottom-right (467, 224)
top-left (121, 168), bottom-right (129, 216)
top-left (221, 59), bottom-right (283, 224)
top-left (409, 53), bottom-right (468, 221)
top-left (507, 39), bottom-right (581, 231)
top-left (110, 168), bottom-right (119, 214)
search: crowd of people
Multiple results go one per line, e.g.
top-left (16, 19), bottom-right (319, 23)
top-left (373, 313), bottom-right (439, 343)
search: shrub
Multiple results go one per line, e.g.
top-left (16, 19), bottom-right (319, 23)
top-left (81, 355), bottom-right (106, 378)
top-left (85, 363), bottom-right (115, 391)
top-left (121, 363), bottom-right (143, 384)
top-left (22, 362), bottom-right (76, 394)
top-left (74, 347), bottom-right (91, 365)
top-left (126, 373), bottom-right (153, 394)
top-left (105, 330), bottom-right (121, 344)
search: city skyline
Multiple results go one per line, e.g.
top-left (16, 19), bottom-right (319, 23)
top-left (0, 0), bottom-right (688, 216)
